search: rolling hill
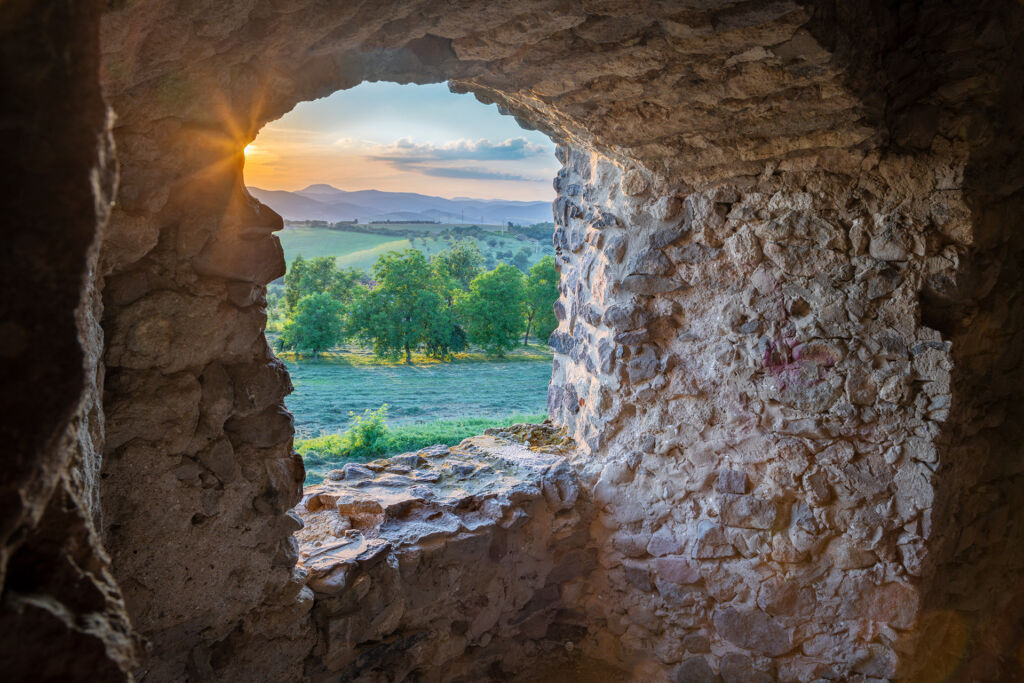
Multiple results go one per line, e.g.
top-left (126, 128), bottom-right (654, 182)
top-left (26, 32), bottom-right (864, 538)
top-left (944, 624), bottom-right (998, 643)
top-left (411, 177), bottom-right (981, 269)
top-left (248, 184), bottom-right (553, 225)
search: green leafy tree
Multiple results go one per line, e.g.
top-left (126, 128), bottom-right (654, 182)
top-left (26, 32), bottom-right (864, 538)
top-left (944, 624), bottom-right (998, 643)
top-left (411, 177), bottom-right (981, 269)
top-left (276, 292), bottom-right (345, 356)
top-left (283, 254), bottom-right (308, 311)
top-left (432, 240), bottom-right (484, 290)
top-left (266, 287), bottom-right (286, 331)
top-left (348, 250), bottom-right (448, 362)
top-left (421, 295), bottom-right (467, 361)
top-left (284, 255), bottom-right (362, 311)
top-left (460, 264), bottom-right (526, 356)
top-left (524, 255), bottom-right (559, 345)
top-left (511, 246), bottom-right (532, 273)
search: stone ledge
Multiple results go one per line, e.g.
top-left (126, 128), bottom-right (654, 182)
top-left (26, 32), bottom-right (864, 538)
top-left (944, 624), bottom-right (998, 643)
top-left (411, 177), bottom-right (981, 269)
top-left (294, 424), bottom-right (592, 679)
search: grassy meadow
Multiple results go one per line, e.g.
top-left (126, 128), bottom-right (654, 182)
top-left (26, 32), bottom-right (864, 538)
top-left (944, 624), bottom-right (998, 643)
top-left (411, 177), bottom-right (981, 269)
top-left (277, 223), bottom-right (551, 274)
top-left (276, 227), bottom-right (412, 271)
top-left (284, 352), bottom-right (553, 485)
top-left (283, 350), bottom-right (552, 439)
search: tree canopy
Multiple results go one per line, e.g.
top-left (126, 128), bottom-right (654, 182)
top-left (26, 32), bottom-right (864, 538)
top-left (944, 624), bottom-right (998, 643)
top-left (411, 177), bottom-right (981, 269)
top-left (347, 250), bottom-right (460, 362)
top-left (459, 264), bottom-right (526, 356)
top-left (276, 292), bottom-right (345, 356)
top-left (272, 246), bottom-right (560, 361)
top-left (283, 255), bottom-right (363, 311)
top-left (432, 240), bottom-right (484, 291)
top-left (524, 255), bottom-right (560, 346)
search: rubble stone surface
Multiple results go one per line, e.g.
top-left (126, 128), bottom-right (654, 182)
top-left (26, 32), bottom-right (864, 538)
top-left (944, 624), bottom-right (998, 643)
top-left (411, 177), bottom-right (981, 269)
top-left (3, 1), bottom-right (1024, 681)
top-left (294, 428), bottom-right (596, 680)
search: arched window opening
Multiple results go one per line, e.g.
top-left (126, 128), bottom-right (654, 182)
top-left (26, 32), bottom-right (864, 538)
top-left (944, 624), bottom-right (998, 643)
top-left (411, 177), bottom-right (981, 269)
top-left (244, 82), bottom-right (562, 485)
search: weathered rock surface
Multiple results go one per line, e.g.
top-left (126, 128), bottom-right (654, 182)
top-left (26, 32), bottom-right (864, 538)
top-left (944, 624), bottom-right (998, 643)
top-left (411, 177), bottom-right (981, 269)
top-left (3, 0), bottom-right (1024, 681)
top-left (295, 427), bottom-right (594, 680)
top-left (0, 1), bottom-right (139, 679)
top-left (547, 139), bottom-right (1024, 679)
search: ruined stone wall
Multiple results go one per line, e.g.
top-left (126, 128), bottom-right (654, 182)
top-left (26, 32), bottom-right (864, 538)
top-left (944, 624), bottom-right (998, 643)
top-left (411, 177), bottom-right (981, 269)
top-left (546, 136), bottom-right (1024, 680)
top-left (295, 430), bottom-right (593, 682)
top-left (0, 1), bottom-right (138, 679)
top-left (2, 0), bottom-right (1021, 680)
top-left (94, 2), bottom-right (890, 678)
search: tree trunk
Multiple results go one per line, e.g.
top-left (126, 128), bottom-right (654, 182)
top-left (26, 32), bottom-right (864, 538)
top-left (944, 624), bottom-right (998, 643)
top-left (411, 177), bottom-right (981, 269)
top-left (524, 314), bottom-right (533, 346)
top-left (405, 343), bottom-right (412, 364)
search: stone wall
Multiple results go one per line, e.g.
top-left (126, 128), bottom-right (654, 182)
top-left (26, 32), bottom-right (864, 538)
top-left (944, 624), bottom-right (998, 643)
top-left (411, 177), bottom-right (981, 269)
top-left (0, 1), bottom-right (138, 679)
top-left (93, 2), bottom-right (898, 678)
top-left (294, 427), bottom-right (595, 682)
top-left (544, 129), bottom-right (1024, 680)
top-left (2, 0), bottom-right (1024, 680)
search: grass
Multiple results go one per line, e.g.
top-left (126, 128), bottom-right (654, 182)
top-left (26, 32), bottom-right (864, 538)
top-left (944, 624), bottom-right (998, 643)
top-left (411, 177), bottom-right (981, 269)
top-left (281, 352), bottom-right (552, 440)
top-left (277, 224), bottom-right (552, 273)
top-left (277, 227), bottom-right (411, 271)
top-left (274, 342), bottom-right (553, 367)
top-left (299, 411), bottom-right (547, 486)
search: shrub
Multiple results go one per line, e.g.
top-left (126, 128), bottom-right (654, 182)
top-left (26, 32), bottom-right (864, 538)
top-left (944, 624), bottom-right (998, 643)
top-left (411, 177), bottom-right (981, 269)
top-left (338, 404), bottom-right (389, 457)
top-left (297, 405), bottom-right (389, 461)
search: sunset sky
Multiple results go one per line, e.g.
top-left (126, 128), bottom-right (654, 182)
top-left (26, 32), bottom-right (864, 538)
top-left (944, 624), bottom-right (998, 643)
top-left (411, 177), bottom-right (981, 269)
top-left (244, 82), bottom-right (560, 202)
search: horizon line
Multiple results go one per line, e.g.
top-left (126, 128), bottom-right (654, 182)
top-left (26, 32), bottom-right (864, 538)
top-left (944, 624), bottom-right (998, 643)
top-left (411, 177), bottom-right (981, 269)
top-left (246, 182), bottom-right (555, 204)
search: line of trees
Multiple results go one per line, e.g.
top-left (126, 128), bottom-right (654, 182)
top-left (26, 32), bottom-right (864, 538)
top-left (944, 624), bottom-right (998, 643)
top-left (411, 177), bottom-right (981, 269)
top-left (272, 241), bottom-right (559, 361)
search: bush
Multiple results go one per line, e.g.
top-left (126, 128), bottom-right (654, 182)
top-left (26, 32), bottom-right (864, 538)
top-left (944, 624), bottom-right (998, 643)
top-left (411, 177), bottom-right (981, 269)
top-left (298, 405), bottom-right (389, 460)
top-left (384, 414), bottom-right (545, 453)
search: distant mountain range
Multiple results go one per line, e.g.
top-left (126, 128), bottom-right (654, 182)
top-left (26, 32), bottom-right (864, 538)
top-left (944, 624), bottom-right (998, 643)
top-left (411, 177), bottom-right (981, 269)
top-left (248, 184), bottom-right (554, 226)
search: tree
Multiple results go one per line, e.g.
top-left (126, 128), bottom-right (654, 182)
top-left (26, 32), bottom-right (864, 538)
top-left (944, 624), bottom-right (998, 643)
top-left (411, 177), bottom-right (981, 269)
top-left (283, 255), bottom-right (362, 311)
top-left (432, 240), bottom-right (484, 290)
top-left (421, 295), bottom-right (467, 360)
top-left (524, 255), bottom-right (559, 346)
top-left (283, 254), bottom-right (308, 311)
top-left (276, 292), bottom-right (345, 356)
top-left (347, 250), bottom-right (447, 363)
top-left (460, 264), bottom-right (526, 356)
top-left (511, 246), bottom-right (532, 273)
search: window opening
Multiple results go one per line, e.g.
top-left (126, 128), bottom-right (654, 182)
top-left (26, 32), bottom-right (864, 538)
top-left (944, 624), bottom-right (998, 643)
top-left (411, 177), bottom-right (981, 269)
top-left (245, 82), bottom-right (562, 486)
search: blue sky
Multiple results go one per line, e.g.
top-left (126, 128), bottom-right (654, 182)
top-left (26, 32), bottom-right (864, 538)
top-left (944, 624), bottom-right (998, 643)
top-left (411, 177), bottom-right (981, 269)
top-left (244, 82), bottom-right (560, 201)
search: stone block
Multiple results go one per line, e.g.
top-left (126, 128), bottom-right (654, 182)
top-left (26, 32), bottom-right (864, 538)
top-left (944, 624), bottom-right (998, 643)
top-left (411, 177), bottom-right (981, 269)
top-left (673, 656), bottom-right (719, 683)
top-left (719, 494), bottom-right (777, 530)
top-left (681, 633), bottom-right (710, 653)
top-left (715, 470), bottom-right (748, 494)
top-left (713, 607), bottom-right (794, 657)
top-left (628, 248), bottom-right (674, 275)
top-left (603, 303), bottom-right (649, 331)
top-left (720, 653), bottom-right (773, 683)
top-left (622, 560), bottom-right (653, 591)
top-left (647, 526), bottom-right (684, 557)
top-left (693, 522), bottom-right (734, 559)
top-left (621, 169), bottom-right (648, 196)
top-left (655, 557), bottom-right (701, 585)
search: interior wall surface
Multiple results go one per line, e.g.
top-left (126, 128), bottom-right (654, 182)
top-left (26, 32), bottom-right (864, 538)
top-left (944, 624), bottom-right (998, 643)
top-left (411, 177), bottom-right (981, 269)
top-left (0, 0), bottom-right (138, 680)
top-left (0, 0), bottom-right (1022, 681)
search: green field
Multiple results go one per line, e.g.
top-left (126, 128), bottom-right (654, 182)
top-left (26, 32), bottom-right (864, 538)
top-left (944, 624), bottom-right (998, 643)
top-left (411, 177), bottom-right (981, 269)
top-left (276, 228), bottom-right (412, 271)
top-left (277, 224), bottom-right (552, 273)
top-left (283, 354), bottom-right (554, 485)
top-left (283, 354), bottom-right (552, 438)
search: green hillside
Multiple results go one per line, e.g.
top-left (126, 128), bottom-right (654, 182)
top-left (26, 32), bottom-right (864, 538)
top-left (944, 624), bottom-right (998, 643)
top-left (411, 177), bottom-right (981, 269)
top-left (276, 224), bottom-right (553, 274)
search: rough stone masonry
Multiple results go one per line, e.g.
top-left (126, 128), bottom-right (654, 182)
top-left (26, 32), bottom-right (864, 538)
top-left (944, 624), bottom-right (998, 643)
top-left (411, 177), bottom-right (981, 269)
top-left (1, 1), bottom-right (1023, 681)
